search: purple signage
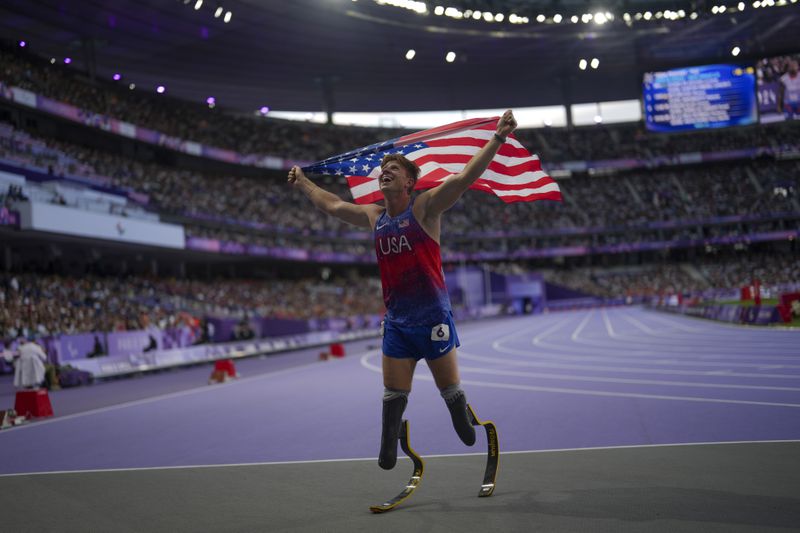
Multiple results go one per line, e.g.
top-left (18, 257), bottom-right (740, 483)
top-left (57, 333), bottom-right (101, 363)
top-left (106, 329), bottom-right (162, 356)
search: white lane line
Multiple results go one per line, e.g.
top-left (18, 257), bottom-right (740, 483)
top-left (537, 337), bottom-right (800, 359)
top-left (469, 309), bottom-right (578, 352)
top-left (564, 308), bottom-right (796, 349)
top-left (456, 350), bottom-right (800, 379)
top-left (601, 307), bottom-right (619, 338)
top-left (456, 364), bottom-right (800, 391)
top-left (593, 308), bottom-right (799, 350)
top-left (494, 339), bottom-right (800, 370)
top-left (359, 352), bottom-right (800, 407)
top-left (2, 439), bottom-right (798, 479)
top-left (456, 376), bottom-right (800, 408)
top-left (570, 309), bottom-right (595, 342)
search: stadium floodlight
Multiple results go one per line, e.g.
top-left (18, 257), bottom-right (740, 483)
top-left (543, 118), bottom-right (553, 127)
top-left (594, 12), bottom-right (607, 24)
top-left (731, 46), bottom-right (741, 56)
top-left (434, 6), bottom-right (444, 15)
top-left (194, 0), bottom-right (203, 10)
top-left (214, 6), bottom-right (223, 18)
top-left (594, 115), bottom-right (603, 124)
top-left (643, 11), bottom-right (652, 19)
top-left (129, 83), bottom-right (136, 90)
top-left (472, 10), bottom-right (481, 20)
top-left (49, 58), bottom-right (55, 64)
top-left (590, 57), bottom-right (600, 69)
top-left (578, 59), bottom-right (588, 70)
top-left (113, 73), bottom-right (121, 81)
top-left (536, 14), bottom-right (545, 22)
top-left (64, 57), bottom-right (72, 64)
top-left (156, 85), bottom-right (165, 94)
top-left (690, 11), bottom-right (699, 18)
top-left (260, 106), bottom-right (270, 115)
top-left (494, 13), bottom-right (504, 22)
top-left (206, 97), bottom-right (216, 105)
top-left (483, 12), bottom-right (494, 22)
top-left (405, 49), bottom-right (416, 60)
top-left (738, 1), bottom-right (746, 9)
top-left (18, 40), bottom-right (26, 47)
top-left (445, 51), bottom-right (456, 63)
top-left (553, 14), bottom-right (562, 23)
top-left (224, 10), bottom-right (232, 22)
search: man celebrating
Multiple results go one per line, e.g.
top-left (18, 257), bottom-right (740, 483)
top-left (288, 110), bottom-right (517, 470)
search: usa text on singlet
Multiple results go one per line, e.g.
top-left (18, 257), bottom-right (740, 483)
top-left (374, 200), bottom-right (452, 327)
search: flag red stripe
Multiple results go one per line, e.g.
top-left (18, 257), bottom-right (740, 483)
top-left (474, 176), bottom-right (558, 191)
top-left (424, 137), bottom-right (533, 158)
top-left (396, 116), bottom-right (497, 145)
top-left (411, 154), bottom-right (542, 176)
top-left (497, 190), bottom-right (563, 203)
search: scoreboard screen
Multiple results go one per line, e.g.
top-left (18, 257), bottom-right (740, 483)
top-left (643, 64), bottom-right (757, 132)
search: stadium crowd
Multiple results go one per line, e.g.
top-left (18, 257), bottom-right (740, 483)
top-left (1, 120), bottom-right (797, 249)
top-left (1, 46), bottom-right (798, 345)
top-left (0, 272), bottom-right (384, 341)
top-left (2, 251), bottom-right (797, 341)
top-left (3, 46), bottom-right (800, 164)
top-left (541, 252), bottom-right (800, 299)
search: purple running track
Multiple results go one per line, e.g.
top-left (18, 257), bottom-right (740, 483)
top-left (0, 307), bottom-right (798, 476)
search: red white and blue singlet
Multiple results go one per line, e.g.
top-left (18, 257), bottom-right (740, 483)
top-left (374, 201), bottom-right (452, 327)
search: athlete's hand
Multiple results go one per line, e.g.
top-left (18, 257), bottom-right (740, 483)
top-left (287, 165), bottom-right (306, 187)
top-left (496, 110), bottom-right (517, 138)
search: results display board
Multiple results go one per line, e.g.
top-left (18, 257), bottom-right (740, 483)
top-left (643, 64), bottom-right (757, 132)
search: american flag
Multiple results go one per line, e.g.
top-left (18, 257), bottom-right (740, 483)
top-left (302, 116), bottom-right (562, 204)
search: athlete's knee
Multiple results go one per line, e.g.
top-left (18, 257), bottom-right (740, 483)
top-left (384, 387), bottom-right (410, 402)
top-left (438, 382), bottom-right (464, 402)
top-left (440, 382), bottom-right (476, 446)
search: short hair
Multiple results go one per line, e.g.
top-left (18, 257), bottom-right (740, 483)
top-left (380, 153), bottom-right (420, 185)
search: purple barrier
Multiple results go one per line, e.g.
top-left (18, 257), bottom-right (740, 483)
top-left (206, 318), bottom-right (238, 343)
top-left (106, 329), bottom-right (162, 356)
top-left (261, 318), bottom-right (310, 337)
top-left (161, 327), bottom-right (196, 350)
top-left (57, 333), bottom-right (102, 363)
top-left (657, 304), bottom-right (782, 325)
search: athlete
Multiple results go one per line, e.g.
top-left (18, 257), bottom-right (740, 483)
top-left (288, 110), bottom-right (517, 470)
top-left (778, 58), bottom-right (800, 120)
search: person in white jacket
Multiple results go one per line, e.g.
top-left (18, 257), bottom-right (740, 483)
top-left (12, 338), bottom-right (48, 389)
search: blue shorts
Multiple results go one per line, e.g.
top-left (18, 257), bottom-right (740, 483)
top-left (382, 313), bottom-right (460, 361)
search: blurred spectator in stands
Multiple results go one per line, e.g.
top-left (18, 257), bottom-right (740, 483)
top-left (11, 335), bottom-right (48, 389)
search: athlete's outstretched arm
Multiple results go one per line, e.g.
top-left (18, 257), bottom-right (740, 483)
top-left (288, 166), bottom-right (378, 229)
top-left (419, 110), bottom-right (518, 217)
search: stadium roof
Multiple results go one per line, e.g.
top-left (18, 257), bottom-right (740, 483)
top-left (2, 0), bottom-right (798, 113)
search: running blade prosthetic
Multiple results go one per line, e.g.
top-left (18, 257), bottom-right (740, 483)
top-left (467, 404), bottom-right (499, 497)
top-left (370, 420), bottom-right (424, 513)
